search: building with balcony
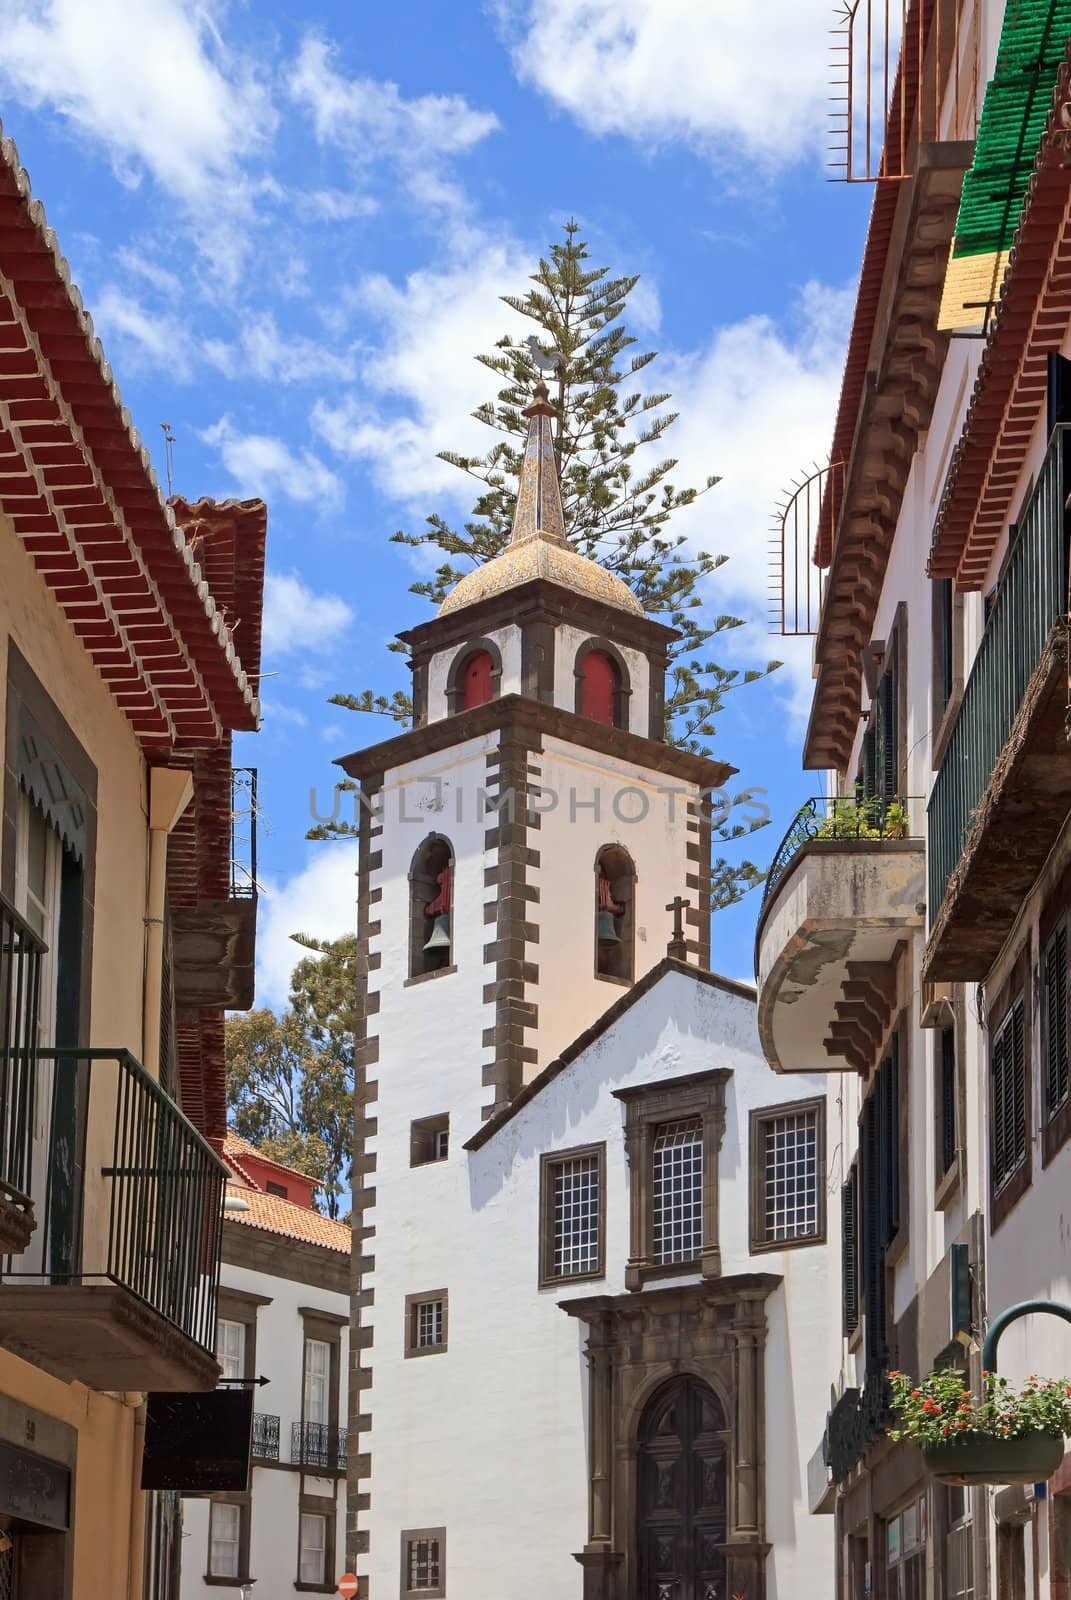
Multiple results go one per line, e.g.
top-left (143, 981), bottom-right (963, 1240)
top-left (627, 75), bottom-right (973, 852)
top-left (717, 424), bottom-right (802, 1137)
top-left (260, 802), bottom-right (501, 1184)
top-left (179, 1136), bottom-right (350, 1598)
top-left (759, 1), bottom-right (1071, 1595)
top-left (0, 124), bottom-right (267, 1598)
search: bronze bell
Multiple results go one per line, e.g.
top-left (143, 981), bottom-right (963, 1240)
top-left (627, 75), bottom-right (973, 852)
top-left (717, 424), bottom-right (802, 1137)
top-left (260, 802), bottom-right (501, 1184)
top-left (423, 914), bottom-right (452, 952)
top-left (597, 909), bottom-right (622, 945)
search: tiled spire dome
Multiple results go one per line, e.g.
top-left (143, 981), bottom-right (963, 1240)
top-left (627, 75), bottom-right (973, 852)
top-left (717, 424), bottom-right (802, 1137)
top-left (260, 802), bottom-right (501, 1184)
top-left (438, 382), bottom-right (643, 617)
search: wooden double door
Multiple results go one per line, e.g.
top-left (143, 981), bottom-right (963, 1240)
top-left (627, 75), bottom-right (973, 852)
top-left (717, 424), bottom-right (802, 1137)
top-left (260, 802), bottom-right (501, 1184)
top-left (636, 1376), bottom-right (728, 1600)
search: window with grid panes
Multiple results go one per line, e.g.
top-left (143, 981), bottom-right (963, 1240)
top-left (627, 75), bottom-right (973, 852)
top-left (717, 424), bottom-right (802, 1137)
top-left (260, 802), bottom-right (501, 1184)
top-left (991, 999), bottom-right (1027, 1192)
top-left (303, 1337), bottom-right (331, 1427)
top-left (299, 1512), bottom-right (327, 1585)
top-left (652, 1119), bottom-right (703, 1264)
top-left (886, 1497), bottom-right (926, 1600)
top-left (208, 1502), bottom-right (241, 1579)
top-left (1044, 920), bottom-right (1069, 1120)
top-left (759, 1107), bottom-right (819, 1242)
top-left (416, 1299), bottom-right (443, 1348)
top-left (216, 1317), bottom-right (245, 1382)
top-left (542, 1147), bottom-right (603, 1281)
top-left (407, 1535), bottom-right (441, 1591)
top-left (945, 1486), bottom-right (974, 1599)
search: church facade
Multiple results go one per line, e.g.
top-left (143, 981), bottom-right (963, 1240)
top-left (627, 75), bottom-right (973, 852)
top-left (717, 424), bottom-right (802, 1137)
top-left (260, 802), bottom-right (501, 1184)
top-left (340, 386), bottom-right (836, 1598)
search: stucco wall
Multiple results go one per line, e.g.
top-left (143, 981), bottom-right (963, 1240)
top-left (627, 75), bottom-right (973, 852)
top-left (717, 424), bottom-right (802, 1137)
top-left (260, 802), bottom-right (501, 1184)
top-left (362, 968), bottom-right (836, 1598)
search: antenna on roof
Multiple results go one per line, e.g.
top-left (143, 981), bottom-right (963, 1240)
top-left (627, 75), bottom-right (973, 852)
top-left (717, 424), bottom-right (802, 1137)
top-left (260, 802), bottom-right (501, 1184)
top-left (160, 421), bottom-right (176, 498)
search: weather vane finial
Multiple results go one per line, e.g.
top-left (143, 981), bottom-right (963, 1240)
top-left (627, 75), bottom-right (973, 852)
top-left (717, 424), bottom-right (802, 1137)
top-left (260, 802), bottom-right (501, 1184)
top-left (524, 333), bottom-right (564, 381)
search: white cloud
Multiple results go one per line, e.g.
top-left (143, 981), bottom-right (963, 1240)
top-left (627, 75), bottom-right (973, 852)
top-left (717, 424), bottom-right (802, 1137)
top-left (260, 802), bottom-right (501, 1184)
top-left (289, 35), bottom-right (498, 212)
top-left (0, 0), bottom-right (272, 204)
top-left (205, 312), bottom-right (358, 385)
top-left (256, 847), bottom-right (358, 1007)
top-left (312, 232), bottom-right (533, 507)
top-left (505, 0), bottom-right (830, 171)
top-left (201, 416), bottom-right (344, 508)
top-left (92, 284), bottom-right (196, 379)
top-left (263, 571), bottom-right (354, 657)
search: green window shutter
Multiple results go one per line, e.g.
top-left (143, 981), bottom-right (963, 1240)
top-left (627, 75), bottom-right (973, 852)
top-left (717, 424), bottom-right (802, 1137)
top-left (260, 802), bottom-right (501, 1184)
top-left (1044, 922), bottom-right (1069, 1118)
top-left (842, 1168), bottom-right (859, 1338)
top-left (877, 638), bottom-right (899, 805)
top-left (1011, 997), bottom-right (1027, 1171)
top-left (992, 998), bottom-right (1028, 1189)
top-left (939, 1025), bottom-right (957, 1176)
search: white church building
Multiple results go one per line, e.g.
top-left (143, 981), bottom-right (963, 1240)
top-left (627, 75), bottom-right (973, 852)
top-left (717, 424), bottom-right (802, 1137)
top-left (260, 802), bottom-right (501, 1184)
top-left (339, 383), bottom-right (837, 1600)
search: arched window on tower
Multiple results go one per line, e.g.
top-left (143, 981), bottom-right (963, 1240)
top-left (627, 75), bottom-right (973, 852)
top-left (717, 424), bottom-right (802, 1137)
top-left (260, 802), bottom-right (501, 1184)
top-left (576, 642), bottom-right (628, 729)
top-left (595, 844), bottom-right (635, 983)
top-left (409, 835), bottom-right (454, 979)
top-left (446, 641), bottom-right (501, 715)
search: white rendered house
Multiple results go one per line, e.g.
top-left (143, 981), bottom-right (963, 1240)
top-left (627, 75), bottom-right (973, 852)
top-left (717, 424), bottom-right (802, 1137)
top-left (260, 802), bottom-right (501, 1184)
top-left (181, 1137), bottom-right (350, 1597)
top-left (339, 384), bottom-right (838, 1599)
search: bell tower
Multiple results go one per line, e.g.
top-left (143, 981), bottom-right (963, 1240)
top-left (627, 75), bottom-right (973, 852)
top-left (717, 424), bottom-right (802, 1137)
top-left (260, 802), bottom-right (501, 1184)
top-left (339, 381), bottom-right (736, 1127)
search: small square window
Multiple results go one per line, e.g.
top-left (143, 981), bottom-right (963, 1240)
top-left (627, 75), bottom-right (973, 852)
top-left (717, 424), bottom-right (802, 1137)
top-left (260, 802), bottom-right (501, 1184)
top-left (405, 1291), bottom-right (448, 1358)
top-left (411, 1114), bottom-right (450, 1168)
top-left (401, 1528), bottom-right (446, 1598)
top-left (539, 1144), bottom-right (605, 1286)
top-left (749, 1098), bottom-right (826, 1252)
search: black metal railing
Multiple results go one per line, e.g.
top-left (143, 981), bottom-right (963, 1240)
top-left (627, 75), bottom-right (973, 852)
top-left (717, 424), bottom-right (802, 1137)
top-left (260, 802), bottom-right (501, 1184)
top-left (1, 1048), bottom-right (226, 1355)
top-left (760, 793), bottom-right (915, 915)
top-left (252, 1411), bottom-right (280, 1461)
top-left (928, 427), bottom-right (1071, 920)
top-left (0, 893), bottom-right (44, 1217)
top-left (230, 767), bottom-right (258, 899)
top-left (291, 1420), bottom-right (347, 1472)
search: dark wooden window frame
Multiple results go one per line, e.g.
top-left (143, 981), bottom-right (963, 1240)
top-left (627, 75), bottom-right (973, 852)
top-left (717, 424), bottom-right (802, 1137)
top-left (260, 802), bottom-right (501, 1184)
top-left (988, 968), bottom-right (1032, 1231)
top-left (931, 576), bottom-right (965, 769)
top-left (295, 1485), bottom-right (338, 1594)
top-left (842, 1162), bottom-right (859, 1340)
top-left (1041, 908), bottom-right (1071, 1166)
top-left (574, 636), bottom-right (632, 731)
top-left (410, 1113), bottom-right (450, 1168)
top-left (400, 1527), bottom-right (446, 1599)
top-left (538, 1141), bottom-right (606, 1289)
top-left (204, 1494), bottom-right (251, 1586)
top-left (614, 1068), bottom-right (730, 1291)
top-left (445, 637), bottom-right (503, 715)
top-left (404, 1290), bottom-right (449, 1359)
top-left (747, 1096), bottom-right (827, 1253)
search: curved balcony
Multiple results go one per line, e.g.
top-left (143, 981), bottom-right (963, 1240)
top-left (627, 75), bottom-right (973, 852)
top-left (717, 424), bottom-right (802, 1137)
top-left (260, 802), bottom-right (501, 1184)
top-left (756, 799), bottom-right (925, 1074)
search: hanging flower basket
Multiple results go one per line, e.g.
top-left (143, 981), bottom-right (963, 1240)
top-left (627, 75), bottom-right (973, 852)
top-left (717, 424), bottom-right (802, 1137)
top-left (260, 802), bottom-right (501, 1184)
top-left (889, 1369), bottom-right (1071, 1486)
top-left (920, 1428), bottom-right (1064, 1486)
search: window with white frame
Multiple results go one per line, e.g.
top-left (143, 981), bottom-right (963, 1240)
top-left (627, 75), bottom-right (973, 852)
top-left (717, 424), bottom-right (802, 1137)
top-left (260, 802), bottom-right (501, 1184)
top-left (540, 1144), bottom-right (604, 1284)
top-left (216, 1318), bottom-right (246, 1382)
top-left (750, 1099), bottom-right (826, 1250)
top-left (886, 1494), bottom-right (926, 1600)
top-left (652, 1119), bottom-right (703, 1264)
top-left (945, 1486), bottom-right (974, 1600)
top-left (299, 1512), bottom-right (327, 1585)
top-left (402, 1529), bottom-right (445, 1597)
top-left (208, 1501), bottom-right (242, 1579)
top-left (303, 1337), bottom-right (331, 1427)
top-left (405, 1291), bottom-right (448, 1357)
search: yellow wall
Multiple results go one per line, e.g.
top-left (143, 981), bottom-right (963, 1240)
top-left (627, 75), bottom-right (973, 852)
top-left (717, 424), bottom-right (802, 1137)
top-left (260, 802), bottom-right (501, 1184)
top-left (0, 508), bottom-right (151, 1594)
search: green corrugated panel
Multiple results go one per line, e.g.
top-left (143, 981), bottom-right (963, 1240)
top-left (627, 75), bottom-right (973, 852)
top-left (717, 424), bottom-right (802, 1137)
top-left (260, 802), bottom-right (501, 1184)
top-left (952, 0), bottom-right (1071, 259)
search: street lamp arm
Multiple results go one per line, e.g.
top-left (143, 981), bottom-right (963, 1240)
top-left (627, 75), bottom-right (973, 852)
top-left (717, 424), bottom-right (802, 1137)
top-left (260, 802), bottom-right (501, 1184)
top-left (982, 1299), bottom-right (1071, 1373)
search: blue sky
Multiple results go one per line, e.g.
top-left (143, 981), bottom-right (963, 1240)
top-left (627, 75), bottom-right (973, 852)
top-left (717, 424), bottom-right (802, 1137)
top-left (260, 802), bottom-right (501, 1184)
top-left (0, 0), bottom-right (872, 998)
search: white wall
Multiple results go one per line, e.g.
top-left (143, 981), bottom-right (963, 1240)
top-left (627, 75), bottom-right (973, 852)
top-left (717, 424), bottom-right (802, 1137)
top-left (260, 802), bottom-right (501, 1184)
top-left (362, 968), bottom-right (836, 1598)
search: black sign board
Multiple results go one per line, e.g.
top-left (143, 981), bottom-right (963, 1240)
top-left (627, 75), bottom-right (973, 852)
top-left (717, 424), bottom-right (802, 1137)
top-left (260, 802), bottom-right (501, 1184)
top-left (0, 1440), bottom-right (70, 1531)
top-left (142, 1389), bottom-right (253, 1492)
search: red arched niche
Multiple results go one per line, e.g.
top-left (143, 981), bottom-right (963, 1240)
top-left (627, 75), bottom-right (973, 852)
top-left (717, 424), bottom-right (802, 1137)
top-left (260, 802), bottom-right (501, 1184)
top-left (460, 649), bottom-right (494, 710)
top-left (579, 650), bottom-right (619, 726)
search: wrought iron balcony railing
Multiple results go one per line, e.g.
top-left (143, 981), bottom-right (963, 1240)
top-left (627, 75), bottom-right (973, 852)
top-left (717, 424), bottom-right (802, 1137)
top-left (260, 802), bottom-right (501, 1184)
top-left (760, 793), bottom-right (916, 915)
top-left (0, 1047), bottom-right (226, 1356)
top-left (230, 766), bottom-right (258, 899)
top-left (0, 893), bottom-right (44, 1232)
top-left (928, 427), bottom-right (1071, 921)
top-left (291, 1420), bottom-right (347, 1473)
top-left (252, 1411), bottom-right (280, 1462)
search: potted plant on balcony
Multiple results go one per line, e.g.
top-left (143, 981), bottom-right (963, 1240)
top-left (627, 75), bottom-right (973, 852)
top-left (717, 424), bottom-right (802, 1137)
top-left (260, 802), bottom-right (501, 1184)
top-left (815, 797), bottom-right (909, 841)
top-left (889, 1368), bottom-right (1071, 1485)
